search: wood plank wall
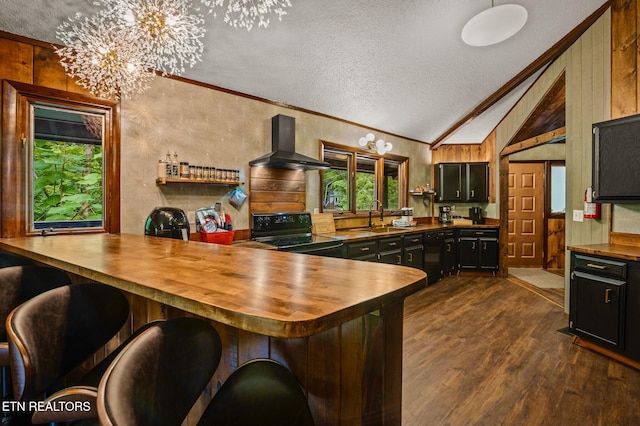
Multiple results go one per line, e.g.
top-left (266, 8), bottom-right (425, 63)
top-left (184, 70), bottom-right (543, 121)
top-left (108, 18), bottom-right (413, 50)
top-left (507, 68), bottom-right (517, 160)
top-left (0, 34), bottom-right (92, 95)
top-left (249, 167), bottom-right (306, 213)
top-left (430, 130), bottom-right (496, 204)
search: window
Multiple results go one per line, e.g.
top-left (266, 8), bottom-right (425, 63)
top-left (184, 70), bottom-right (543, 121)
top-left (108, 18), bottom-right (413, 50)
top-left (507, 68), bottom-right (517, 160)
top-left (548, 162), bottom-right (566, 217)
top-left (30, 106), bottom-right (104, 232)
top-left (1, 81), bottom-right (120, 237)
top-left (321, 141), bottom-right (408, 214)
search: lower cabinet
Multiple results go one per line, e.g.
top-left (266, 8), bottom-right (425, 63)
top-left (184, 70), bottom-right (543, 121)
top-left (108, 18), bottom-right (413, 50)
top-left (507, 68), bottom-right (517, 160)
top-left (569, 252), bottom-right (640, 360)
top-left (442, 231), bottom-right (457, 274)
top-left (458, 229), bottom-right (499, 271)
top-left (342, 226), bottom-right (500, 286)
top-left (403, 233), bottom-right (424, 270)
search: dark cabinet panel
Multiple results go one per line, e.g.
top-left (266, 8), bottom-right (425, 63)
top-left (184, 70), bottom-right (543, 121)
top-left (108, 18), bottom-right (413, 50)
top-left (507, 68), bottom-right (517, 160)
top-left (435, 163), bottom-right (463, 202)
top-left (345, 240), bottom-right (377, 259)
top-left (466, 163), bottom-right (489, 202)
top-left (424, 231), bottom-right (443, 285)
top-left (479, 238), bottom-right (499, 270)
top-left (435, 162), bottom-right (489, 203)
top-left (404, 244), bottom-right (424, 270)
top-left (378, 249), bottom-right (403, 265)
top-left (457, 228), bottom-right (499, 271)
top-left (442, 234), bottom-right (457, 274)
top-left (571, 270), bottom-right (626, 349)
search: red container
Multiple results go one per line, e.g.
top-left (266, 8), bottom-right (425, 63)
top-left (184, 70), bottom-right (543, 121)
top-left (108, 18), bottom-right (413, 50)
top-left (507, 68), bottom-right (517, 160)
top-left (200, 230), bottom-right (235, 245)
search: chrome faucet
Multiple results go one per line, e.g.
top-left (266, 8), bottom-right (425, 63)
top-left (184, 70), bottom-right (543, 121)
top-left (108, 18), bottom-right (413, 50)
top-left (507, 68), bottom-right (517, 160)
top-left (368, 199), bottom-right (384, 228)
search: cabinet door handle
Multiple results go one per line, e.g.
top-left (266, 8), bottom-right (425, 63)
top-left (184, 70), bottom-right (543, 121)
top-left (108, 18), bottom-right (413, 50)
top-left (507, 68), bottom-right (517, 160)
top-left (408, 252), bottom-right (413, 263)
top-left (587, 263), bottom-right (606, 270)
top-left (471, 189), bottom-right (475, 198)
top-left (397, 255), bottom-right (402, 265)
top-left (389, 242), bottom-right (397, 246)
top-left (605, 288), bottom-right (612, 304)
top-left (360, 247), bottom-right (370, 252)
top-left (456, 190), bottom-right (460, 198)
top-left (446, 244), bottom-right (451, 252)
top-left (483, 242), bottom-right (487, 250)
top-left (472, 241), bottom-right (476, 250)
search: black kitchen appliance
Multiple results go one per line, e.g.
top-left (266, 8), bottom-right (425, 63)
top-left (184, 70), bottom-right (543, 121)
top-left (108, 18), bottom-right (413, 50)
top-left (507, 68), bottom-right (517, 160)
top-left (248, 115), bottom-right (331, 171)
top-left (469, 207), bottom-right (484, 224)
top-left (251, 212), bottom-right (343, 256)
top-left (438, 206), bottom-right (452, 224)
top-left (144, 207), bottom-right (190, 241)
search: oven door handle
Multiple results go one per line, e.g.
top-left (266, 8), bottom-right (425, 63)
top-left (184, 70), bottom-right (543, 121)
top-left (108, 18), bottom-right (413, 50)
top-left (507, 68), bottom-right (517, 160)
top-left (290, 242), bottom-right (344, 254)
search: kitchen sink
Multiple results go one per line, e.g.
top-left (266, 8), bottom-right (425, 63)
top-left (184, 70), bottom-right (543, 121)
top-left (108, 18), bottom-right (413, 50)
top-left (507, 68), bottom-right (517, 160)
top-left (366, 227), bottom-right (407, 233)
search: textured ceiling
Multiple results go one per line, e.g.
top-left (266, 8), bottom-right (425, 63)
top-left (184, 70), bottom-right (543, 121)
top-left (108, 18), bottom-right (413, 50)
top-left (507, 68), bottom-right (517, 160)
top-left (0, 0), bottom-right (609, 144)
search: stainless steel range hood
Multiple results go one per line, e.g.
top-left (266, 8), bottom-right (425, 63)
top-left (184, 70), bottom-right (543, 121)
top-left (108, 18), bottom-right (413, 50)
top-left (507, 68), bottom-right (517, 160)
top-left (249, 115), bottom-right (331, 171)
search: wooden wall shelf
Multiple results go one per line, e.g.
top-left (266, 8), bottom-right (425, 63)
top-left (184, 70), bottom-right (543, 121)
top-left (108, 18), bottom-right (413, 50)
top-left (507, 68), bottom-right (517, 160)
top-left (156, 178), bottom-right (243, 186)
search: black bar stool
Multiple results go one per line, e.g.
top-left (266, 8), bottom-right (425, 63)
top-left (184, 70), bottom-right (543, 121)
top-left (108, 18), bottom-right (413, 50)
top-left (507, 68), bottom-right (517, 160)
top-left (6, 282), bottom-right (157, 424)
top-left (197, 358), bottom-right (315, 426)
top-left (97, 317), bottom-right (222, 426)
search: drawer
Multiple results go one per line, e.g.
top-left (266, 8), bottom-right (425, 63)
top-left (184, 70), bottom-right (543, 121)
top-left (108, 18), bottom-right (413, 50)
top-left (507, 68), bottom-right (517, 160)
top-left (404, 234), bottom-right (423, 247)
top-left (378, 236), bottom-right (403, 252)
top-left (573, 254), bottom-right (627, 279)
top-left (458, 228), bottom-right (498, 238)
top-left (345, 240), bottom-right (377, 258)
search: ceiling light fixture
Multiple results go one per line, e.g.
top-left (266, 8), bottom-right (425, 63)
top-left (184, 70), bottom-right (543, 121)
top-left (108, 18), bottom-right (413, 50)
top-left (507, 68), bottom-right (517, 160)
top-left (56, 10), bottom-right (155, 100)
top-left (461, 1), bottom-right (527, 47)
top-left (200, 0), bottom-right (292, 31)
top-left (102, 0), bottom-right (206, 76)
top-left (358, 133), bottom-right (392, 155)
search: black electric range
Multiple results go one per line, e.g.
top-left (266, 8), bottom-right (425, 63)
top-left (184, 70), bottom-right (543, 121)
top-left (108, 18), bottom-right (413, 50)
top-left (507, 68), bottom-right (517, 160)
top-left (250, 212), bottom-right (343, 256)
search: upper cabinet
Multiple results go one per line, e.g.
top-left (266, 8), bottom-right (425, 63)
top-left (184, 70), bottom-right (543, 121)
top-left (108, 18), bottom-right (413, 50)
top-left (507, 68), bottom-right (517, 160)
top-left (434, 162), bottom-right (489, 203)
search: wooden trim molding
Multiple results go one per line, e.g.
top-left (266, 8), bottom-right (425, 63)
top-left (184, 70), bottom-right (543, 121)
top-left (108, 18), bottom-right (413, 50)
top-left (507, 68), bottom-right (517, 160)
top-left (500, 127), bottom-right (566, 157)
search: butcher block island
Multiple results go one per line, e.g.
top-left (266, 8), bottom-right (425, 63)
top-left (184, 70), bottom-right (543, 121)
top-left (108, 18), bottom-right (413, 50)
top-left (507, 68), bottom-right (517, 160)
top-left (0, 233), bottom-right (426, 425)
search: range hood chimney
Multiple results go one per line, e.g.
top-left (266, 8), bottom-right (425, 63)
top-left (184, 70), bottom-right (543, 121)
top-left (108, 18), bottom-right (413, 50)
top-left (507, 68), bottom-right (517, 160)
top-left (248, 115), bottom-right (331, 171)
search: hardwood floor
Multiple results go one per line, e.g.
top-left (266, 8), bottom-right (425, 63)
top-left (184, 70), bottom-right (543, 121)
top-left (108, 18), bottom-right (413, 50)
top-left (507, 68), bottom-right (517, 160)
top-left (402, 275), bottom-right (640, 425)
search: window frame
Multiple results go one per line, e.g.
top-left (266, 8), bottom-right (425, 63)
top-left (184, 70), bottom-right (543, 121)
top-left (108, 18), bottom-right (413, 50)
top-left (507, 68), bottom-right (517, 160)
top-left (320, 140), bottom-right (408, 216)
top-left (546, 160), bottom-right (566, 219)
top-left (1, 80), bottom-right (120, 237)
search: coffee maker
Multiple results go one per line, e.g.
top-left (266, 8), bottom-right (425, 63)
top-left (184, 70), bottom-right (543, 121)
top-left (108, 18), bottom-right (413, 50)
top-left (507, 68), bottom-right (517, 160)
top-left (438, 206), bottom-right (452, 224)
top-left (469, 207), bottom-right (484, 224)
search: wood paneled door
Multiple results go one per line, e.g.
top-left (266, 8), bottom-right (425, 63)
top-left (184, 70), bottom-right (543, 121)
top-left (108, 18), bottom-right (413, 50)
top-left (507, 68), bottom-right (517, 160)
top-left (507, 163), bottom-right (544, 267)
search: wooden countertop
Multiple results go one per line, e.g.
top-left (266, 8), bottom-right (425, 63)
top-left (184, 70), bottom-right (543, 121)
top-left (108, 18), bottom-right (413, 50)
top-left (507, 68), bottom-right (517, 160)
top-left (568, 243), bottom-right (640, 262)
top-left (0, 233), bottom-right (426, 338)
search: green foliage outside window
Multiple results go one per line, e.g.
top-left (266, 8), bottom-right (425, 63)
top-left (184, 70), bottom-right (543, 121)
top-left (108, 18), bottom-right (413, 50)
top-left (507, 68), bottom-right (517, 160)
top-left (33, 139), bottom-right (103, 223)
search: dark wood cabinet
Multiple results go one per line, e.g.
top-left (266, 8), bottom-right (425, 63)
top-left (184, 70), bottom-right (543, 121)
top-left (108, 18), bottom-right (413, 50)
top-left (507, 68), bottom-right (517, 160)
top-left (344, 239), bottom-right (378, 261)
top-left (378, 236), bottom-right (403, 265)
top-left (466, 163), bottom-right (489, 202)
top-left (458, 228), bottom-right (499, 271)
top-left (434, 162), bottom-right (489, 203)
top-left (570, 253), bottom-right (628, 350)
top-left (403, 233), bottom-right (424, 270)
top-left (435, 163), bottom-right (463, 202)
top-left (442, 231), bottom-right (457, 274)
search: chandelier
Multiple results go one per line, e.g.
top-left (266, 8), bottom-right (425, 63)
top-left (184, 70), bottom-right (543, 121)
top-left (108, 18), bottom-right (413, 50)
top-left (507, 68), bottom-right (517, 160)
top-left (200, 0), bottom-right (292, 31)
top-left (56, 10), bottom-right (155, 100)
top-left (358, 133), bottom-right (393, 155)
top-left (56, 0), bottom-right (293, 99)
top-left (101, 0), bottom-right (206, 75)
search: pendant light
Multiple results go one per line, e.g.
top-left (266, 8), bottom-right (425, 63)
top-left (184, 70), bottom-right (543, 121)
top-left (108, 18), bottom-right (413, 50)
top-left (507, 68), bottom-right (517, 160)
top-left (461, 1), bottom-right (528, 47)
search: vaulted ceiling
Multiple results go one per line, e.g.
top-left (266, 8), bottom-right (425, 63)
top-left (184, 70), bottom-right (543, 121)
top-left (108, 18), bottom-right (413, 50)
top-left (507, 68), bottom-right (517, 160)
top-left (0, 0), bottom-right (609, 145)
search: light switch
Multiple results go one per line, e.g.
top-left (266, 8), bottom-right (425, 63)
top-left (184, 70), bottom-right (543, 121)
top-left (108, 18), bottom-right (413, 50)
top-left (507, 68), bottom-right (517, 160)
top-left (573, 210), bottom-right (584, 222)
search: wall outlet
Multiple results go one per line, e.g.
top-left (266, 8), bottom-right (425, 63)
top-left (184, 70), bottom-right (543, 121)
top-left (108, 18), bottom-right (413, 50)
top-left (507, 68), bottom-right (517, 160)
top-left (450, 205), bottom-right (455, 212)
top-left (573, 210), bottom-right (584, 222)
